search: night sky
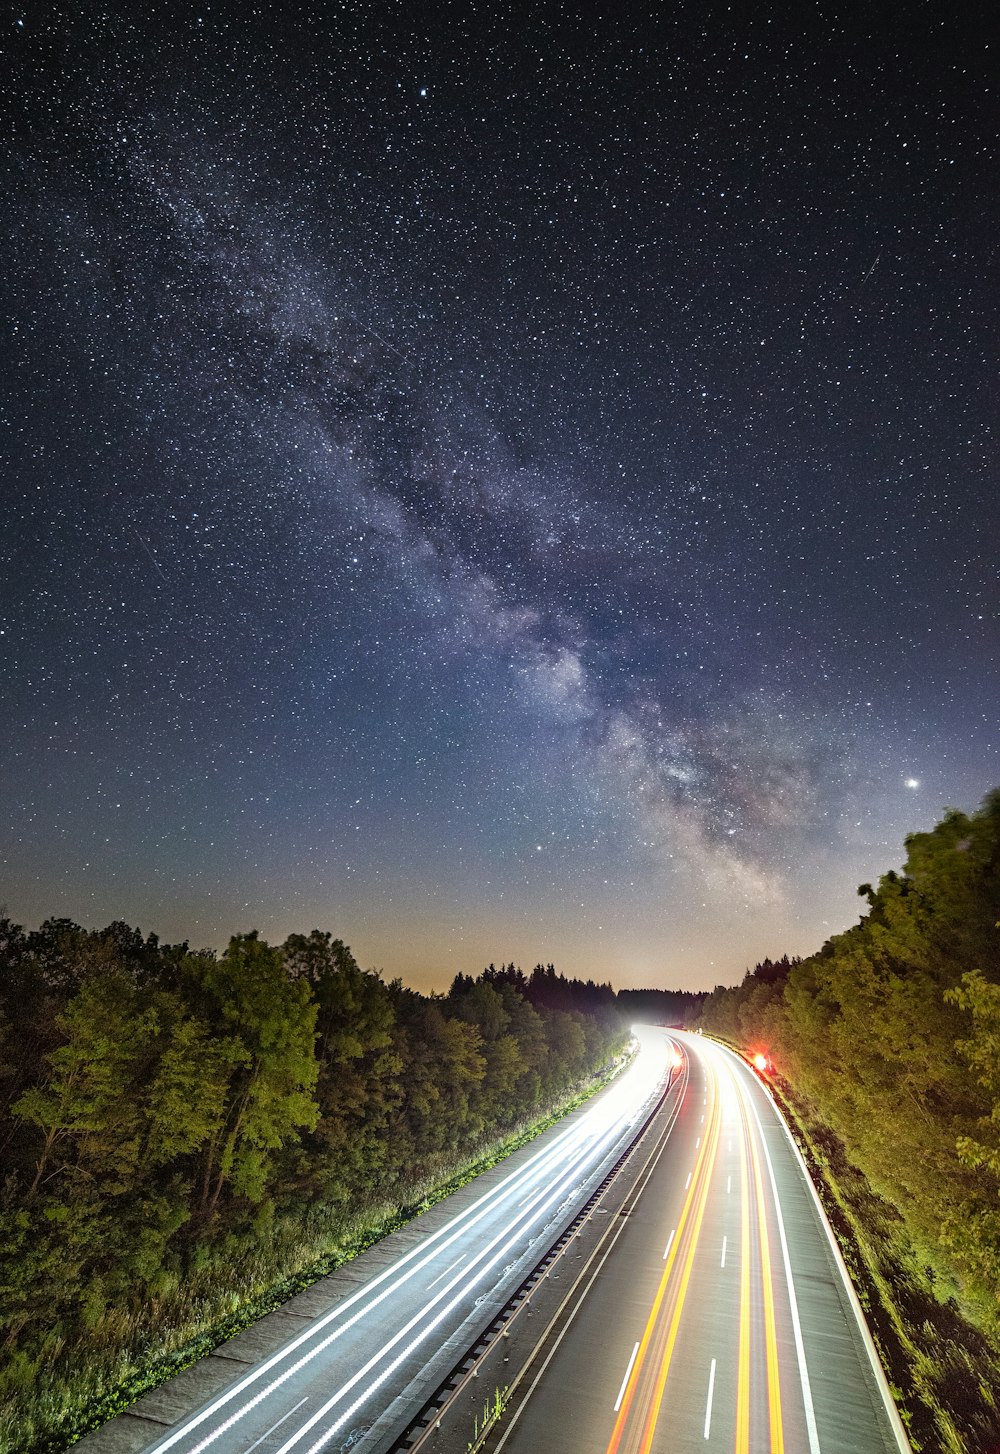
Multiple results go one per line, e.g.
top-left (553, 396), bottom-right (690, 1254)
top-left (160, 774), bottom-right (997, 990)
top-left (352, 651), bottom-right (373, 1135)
top-left (2, 3), bottom-right (997, 992)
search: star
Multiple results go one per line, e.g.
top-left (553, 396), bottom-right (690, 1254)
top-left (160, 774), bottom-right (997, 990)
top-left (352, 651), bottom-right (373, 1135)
top-left (1, 1), bottom-right (994, 995)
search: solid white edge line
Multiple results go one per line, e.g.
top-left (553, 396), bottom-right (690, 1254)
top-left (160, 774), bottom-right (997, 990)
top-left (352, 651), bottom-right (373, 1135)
top-left (148, 1039), bottom-right (665, 1454)
top-left (147, 1081), bottom-right (626, 1452)
top-left (663, 1227), bottom-right (675, 1260)
top-left (243, 1397), bottom-right (308, 1454)
top-left (721, 1041), bottom-right (913, 1454)
top-left (278, 1096), bottom-right (655, 1454)
top-left (614, 1341), bottom-right (641, 1412)
top-left (274, 1036), bottom-right (682, 1454)
top-left (492, 1039), bottom-right (690, 1453)
top-left (723, 1054), bottom-right (821, 1454)
top-left (703, 1358), bottom-right (716, 1439)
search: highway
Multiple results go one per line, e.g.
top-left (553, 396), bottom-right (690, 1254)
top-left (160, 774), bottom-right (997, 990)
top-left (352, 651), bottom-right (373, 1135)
top-left (489, 1031), bottom-right (910, 1454)
top-left (109, 1029), bottom-right (674, 1454)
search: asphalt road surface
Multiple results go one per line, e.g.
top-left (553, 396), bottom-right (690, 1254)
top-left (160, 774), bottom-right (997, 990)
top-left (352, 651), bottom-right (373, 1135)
top-left (124, 1029), bottom-right (674, 1454)
top-left (491, 1031), bottom-right (910, 1454)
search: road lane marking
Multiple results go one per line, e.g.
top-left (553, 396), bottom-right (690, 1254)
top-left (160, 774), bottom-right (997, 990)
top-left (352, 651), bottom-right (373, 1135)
top-left (614, 1342), bottom-right (641, 1412)
top-left (685, 1171), bottom-right (692, 1189)
top-left (158, 1047), bottom-right (676, 1454)
top-left (206, 1089), bottom-right (653, 1454)
top-left (635, 1110), bottom-right (722, 1454)
top-left (745, 1092), bottom-right (784, 1454)
top-left (604, 1091), bottom-right (720, 1454)
top-left (696, 1136), bottom-right (701, 1148)
top-left (493, 1046), bottom-right (692, 1454)
top-left (703, 1359), bottom-right (716, 1439)
top-left (243, 1399), bottom-right (308, 1454)
top-left (278, 1039), bottom-right (685, 1454)
top-left (737, 1118), bottom-right (751, 1454)
top-left (695, 1037), bottom-right (907, 1454)
top-left (720, 1235), bottom-right (727, 1268)
top-left (146, 1046), bottom-right (671, 1454)
top-left (737, 1063), bottom-right (822, 1454)
top-left (662, 1228), bottom-right (675, 1260)
top-left (148, 1125), bottom-right (586, 1452)
top-left (280, 1117), bottom-right (649, 1454)
top-left (427, 1255), bottom-right (466, 1289)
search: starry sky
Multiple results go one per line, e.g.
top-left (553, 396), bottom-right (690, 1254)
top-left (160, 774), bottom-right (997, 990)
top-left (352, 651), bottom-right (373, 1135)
top-left (1, 3), bottom-right (997, 992)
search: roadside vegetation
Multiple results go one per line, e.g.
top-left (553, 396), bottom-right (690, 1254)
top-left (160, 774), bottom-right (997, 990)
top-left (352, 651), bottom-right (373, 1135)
top-left (698, 788), bottom-right (1000, 1453)
top-left (0, 931), bottom-right (627, 1454)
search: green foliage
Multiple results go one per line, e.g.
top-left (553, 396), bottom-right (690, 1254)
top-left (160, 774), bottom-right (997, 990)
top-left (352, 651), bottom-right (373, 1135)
top-left (0, 918), bottom-right (626, 1453)
top-left (948, 971), bottom-right (1000, 1177)
top-left (186, 934), bottom-right (320, 1210)
top-left (614, 984), bottom-right (708, 1024)
top-left (696, 788), bottom-right (1000, 1451)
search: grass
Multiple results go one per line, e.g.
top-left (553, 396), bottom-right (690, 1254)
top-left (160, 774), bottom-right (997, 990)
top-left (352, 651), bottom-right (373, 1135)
top-left (1, 1054), bottom-right (631, 1454)
top-left (742, 1052), bottom-right (1000, 1454)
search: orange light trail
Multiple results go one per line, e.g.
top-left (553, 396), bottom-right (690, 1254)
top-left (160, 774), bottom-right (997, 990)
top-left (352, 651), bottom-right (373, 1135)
top-left (603, 1083), bottom-right (721, 1454)
top-left (736, 1097), bottom-right (751, 1454)
top-left (742, 1074), bottom-right (784, 1454)
top-left (635, 1102), bottom-right (723, 1454)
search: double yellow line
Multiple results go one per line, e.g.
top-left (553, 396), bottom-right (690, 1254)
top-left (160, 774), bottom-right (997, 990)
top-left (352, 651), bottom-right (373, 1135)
top-left (604, 1084), bottom-right (722, 1454)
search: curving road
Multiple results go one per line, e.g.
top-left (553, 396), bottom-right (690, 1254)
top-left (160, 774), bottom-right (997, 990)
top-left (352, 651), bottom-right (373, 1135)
top-left (490, 1030), bottom-right (911, 1454)
top-left (81, 1029), bottom-right (911, 1454)
top-left (81, 1030), bottom-right (674, 1454)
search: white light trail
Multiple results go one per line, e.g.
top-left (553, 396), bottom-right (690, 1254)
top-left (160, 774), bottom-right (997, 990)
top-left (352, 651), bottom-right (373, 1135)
top-left (147, 1029), bottom-right (673, 1454)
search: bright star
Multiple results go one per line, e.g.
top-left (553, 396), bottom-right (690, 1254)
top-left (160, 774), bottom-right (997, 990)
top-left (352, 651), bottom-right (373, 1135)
top-left (905, 777), bottom-right (920, 789)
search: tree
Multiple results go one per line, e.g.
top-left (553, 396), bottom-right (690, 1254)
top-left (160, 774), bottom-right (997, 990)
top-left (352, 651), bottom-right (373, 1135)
top-left (14, 969), bottom-right (157, 1199)
top-left (283, 932), bottom-right (400, 1206)
top-left (185, 934), bottom-right (319, 1213)
top-left (941, 969), bottom-right (1000, 1300)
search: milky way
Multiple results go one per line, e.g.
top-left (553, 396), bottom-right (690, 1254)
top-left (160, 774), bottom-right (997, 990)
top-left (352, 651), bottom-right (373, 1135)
top-left (1, 5), bottom-right (996, 988)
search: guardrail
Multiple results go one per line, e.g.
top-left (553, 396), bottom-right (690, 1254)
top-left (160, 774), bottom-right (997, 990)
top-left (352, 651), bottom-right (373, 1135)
top-left (383, 1055), bottom-right (683, 1454)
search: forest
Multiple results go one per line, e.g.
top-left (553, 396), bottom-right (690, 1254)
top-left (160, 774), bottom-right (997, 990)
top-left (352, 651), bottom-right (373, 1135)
top-left (5, 793), bottom-right (998, 1452)
top-left (697, 789), bottom-right (1000, 1448)
top-left (0, 928), bottom-right (627, 1452)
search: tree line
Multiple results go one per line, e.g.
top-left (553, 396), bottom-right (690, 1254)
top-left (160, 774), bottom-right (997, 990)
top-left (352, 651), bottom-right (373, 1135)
top-left (697, 789), bottom-right (1000, 1331)
top-left (616, 985), bottom-right (707, 1025)
top-left (0, 924), bottom-right (627, 1450)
